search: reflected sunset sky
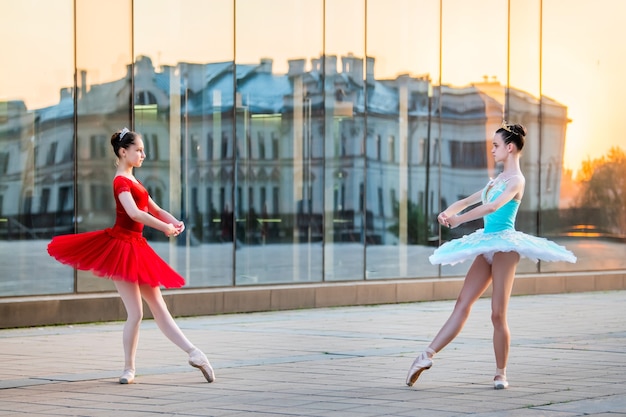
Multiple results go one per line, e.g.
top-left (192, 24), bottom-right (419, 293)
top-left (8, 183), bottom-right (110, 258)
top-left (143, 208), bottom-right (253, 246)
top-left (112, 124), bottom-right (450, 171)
top-left (2, 0), bottom-right (625, 175)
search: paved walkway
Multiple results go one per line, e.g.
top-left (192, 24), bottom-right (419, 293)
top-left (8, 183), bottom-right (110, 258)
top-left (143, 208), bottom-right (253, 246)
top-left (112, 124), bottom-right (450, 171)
top-left (1, 290), bottom-right (625, 416)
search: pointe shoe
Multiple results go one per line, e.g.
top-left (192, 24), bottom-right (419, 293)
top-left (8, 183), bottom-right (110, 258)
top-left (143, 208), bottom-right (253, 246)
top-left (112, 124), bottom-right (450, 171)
top-left (493, 374), bottom-right (509, 390)
top-left (119, 369), bottom-right (135, 384)
top-left (406, 352), bottom-right (433, 387)
top-left (188, 348), bottom-right (215, 383)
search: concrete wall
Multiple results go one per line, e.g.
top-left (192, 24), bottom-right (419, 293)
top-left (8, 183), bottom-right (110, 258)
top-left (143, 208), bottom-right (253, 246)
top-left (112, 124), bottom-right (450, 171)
top-left (1, 271), bottom-right (624, 329)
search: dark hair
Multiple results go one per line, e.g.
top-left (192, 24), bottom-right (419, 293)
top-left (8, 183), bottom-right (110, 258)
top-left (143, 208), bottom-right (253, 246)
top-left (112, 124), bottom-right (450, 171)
top-left (496, 123), bottom-right (526, 151)
top-left (110, 128), bottom-right (140, 157)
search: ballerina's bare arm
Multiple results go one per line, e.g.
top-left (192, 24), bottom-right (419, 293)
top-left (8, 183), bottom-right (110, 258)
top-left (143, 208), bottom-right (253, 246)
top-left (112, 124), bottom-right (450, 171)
top-left (117, 191), bottom-right (178, 236)
top-left (147, 197), bottom-right (185, 233)
top-left (438, 189), bottom-right (483, 226)
top-left (448, 176), bottom-right (525, 228)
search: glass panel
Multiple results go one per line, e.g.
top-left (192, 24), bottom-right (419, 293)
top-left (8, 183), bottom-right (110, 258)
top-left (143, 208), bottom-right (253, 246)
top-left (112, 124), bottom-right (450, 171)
top-left (365, 0), bottom-right (440, 279)
top-left (134, 0), bottom-right (235, 287)
top-left (438, 0), bottom-right (508, 277)
top-left (508, 0), bottom-right (541, 274)
top-left (75, 0), bottom-right (132, 292)
top-left (0, 0), bottom-right (75, 295)
top-left (541, 0), bottom-right (626, 272)
top-left (234, 0), bottom-right (324, 284)
top-left (324, 0), bottom-right (366, 281)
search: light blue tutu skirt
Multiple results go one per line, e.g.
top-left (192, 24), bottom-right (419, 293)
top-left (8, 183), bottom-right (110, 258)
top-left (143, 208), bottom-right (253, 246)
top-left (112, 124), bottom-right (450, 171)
top-left (429, 229), bottom-right (577, 266)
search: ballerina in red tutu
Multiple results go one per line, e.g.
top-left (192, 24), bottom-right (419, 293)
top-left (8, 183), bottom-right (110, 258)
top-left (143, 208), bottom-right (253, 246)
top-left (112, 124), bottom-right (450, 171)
top-left (48, 128), bottom-right (215, 385)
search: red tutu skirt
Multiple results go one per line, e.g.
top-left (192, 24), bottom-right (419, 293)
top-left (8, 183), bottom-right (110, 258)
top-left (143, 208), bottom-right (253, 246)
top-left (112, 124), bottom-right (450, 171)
top-left (47, 225), bottom-right (185, 288)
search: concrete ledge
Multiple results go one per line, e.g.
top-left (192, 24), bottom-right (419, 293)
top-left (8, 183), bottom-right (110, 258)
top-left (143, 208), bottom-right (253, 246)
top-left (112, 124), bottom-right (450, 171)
top-left (1, 271), bottom-right (624, 329)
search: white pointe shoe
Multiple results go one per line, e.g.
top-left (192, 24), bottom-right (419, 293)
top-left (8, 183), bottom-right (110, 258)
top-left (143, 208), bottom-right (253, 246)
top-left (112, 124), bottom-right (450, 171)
top-left (188, 348), bottom-right (215, 383)
top-left (406, 352), bottom-right (433, 387)
top-left (119, 368), bottom-right (135, 384)
top-left (494, 374), bottom-right (509, 389)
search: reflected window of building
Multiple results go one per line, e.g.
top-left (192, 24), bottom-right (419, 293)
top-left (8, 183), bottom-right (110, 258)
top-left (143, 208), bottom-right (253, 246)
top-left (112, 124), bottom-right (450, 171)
top-left (61, 142), bottom-right (73, 163)
top-left (260, 187), bottom-right (266, 210)
top-left (155, 187), bottom-right (162, 204)
top-left (30, 146), bottom-right (39, 170)
top-left (206, 187), bottom-right (214, 219)
top-left (23, 191), bottom-right (33, 216)
top-left (191, 187), bottom-right (198, 215)
top-left (90, 135), bottom-right (107, 159)
top-left (90, 184), bottom-right (110, 210)
top-left (237, 187), bottom-right (242, 216)
top-left (191, 134), bottom-right (199, 159)
top-left (388, 135), bottom-right (395, 162)
top-left (152, 134), bottom-right (159, 161)
top-left (141, 133), bottom-right (159, 161)
top-left (219, 188), bottom-right (226, 213)
top-left (77, 185), bottom-right (85, 211)
top-left (246, 133), bottom-right (252, 158)
top-left (378, 188), bottom-right (384, 216)
top-left (272, 187), bottom-right (279, 215)
top-left (271, 132), bottom-right (279, 159)
top-left (46, 142), bottom-right (57, 165)
top-left (449, 140), bottom-right (487, 168)
top-left (146, 185), bottom-right (163, 206)
top-left (207, 133), bottom-right (214, 160)
top-left (221, 132), bottom-right (229, 158)
top-left (135, 90), bottom-right (157, 105)
top-left (418, 138), bottom-right (426, 165)
top-left (429, 190), bottom-right (434, 215)
top-left (258, 132), bottom-right (266, 159)
top-left (546, 162), bottom-right (553, 192)
top-left (359, 183), bottom-right (364, 211)
top-left (0, 152), bottom-right (9, 174)
top-left (334, 184), bottom-right (346, 212)
top-left (58, 186), bottom-right (72, 212)
top-left (40, 188), bottom-right (51, 213)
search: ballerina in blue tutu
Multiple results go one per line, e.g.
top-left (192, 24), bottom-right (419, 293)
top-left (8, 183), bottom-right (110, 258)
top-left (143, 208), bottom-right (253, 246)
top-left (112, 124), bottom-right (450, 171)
top-left (406, 122), bottom-right (576, 390)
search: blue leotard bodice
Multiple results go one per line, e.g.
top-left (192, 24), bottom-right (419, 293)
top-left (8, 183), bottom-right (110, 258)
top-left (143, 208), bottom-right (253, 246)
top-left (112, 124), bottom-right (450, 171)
top-left (481, 178), bottom-right (519, 234)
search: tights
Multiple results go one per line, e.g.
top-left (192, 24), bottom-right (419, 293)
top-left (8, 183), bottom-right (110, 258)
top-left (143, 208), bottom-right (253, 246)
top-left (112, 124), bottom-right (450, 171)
top-left (427, 251), bottom-right (519, 371)
top-left (114, 280), bottom-right (196, 371)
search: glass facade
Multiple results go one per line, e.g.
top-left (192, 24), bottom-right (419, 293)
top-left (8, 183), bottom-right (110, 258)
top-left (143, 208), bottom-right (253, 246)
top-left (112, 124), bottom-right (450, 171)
top-left (1, 0), bottom-right (625, 297)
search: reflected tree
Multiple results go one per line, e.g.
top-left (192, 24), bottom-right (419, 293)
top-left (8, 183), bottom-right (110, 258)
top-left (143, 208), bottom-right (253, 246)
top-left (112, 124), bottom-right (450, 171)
top-left (575, 146), bottom-right (626, 235)
top-left (388, 200), bottom-right (427, 245)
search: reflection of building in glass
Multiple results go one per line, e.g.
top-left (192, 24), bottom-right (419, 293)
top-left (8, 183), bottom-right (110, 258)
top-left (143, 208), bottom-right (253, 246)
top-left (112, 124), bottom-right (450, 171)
top-left (0, 55), bottom-right (569, 243)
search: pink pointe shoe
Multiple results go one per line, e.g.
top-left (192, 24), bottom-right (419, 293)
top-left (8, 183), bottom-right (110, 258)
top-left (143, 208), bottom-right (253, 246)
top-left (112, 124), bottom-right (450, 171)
top-left (406, 351), bottom-right (433, 387)
top-left (188, 348), bottom-right (215, 383)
